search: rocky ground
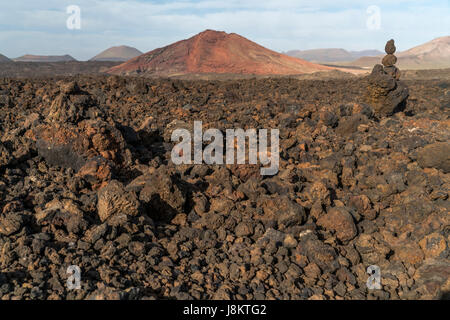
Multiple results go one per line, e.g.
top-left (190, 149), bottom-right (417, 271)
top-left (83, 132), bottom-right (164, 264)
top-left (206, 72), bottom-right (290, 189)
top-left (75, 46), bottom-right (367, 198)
top-left (0, 75), bottom-right (448, 300)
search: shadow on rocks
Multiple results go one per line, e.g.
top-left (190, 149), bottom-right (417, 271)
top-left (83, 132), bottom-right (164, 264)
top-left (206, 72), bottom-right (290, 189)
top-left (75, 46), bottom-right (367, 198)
top-left (440, 291), bottom-right (450, 300)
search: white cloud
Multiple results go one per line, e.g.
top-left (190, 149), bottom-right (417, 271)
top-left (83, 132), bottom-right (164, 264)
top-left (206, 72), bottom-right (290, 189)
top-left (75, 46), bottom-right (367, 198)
top-left (0, 0), bottom-right (448, 60)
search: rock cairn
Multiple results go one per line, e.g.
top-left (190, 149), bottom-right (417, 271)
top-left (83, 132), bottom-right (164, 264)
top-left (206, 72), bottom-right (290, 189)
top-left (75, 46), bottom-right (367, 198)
top-left (366, 39), bottom-right (409, 116)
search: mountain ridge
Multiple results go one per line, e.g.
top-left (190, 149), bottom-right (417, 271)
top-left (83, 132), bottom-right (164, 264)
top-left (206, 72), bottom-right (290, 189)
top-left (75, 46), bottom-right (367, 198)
top-left (347, 36), bottom-right (450, 70)
top-left (284, 48), bottom-right (382, 63)
top-left (13, 54), bottom-right (77, 62)
top-left (0, 53), bottom-right (11, 62)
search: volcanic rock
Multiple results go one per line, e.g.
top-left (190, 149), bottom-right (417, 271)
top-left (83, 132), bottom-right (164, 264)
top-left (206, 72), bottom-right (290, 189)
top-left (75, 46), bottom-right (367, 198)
top-left (384, 66), bottom-right (401, 80)
top-left (27, 81), bottom-right (133, 185)
top-left (385, 39), bottom-right (396, 54)
top-left (317, 207), bottom-right (358, 242)
top-left (259, 195), bottom-right (306, 229)
top-left (47, 81), bottom-right (94, 123)
top-left (366, 64), bottom-right (409, 116)
top-left (418, 233), bottom-right (448, 259)
top-left (97, 180), bottom-right (140, 222)
top-left (0, 212), bottom-right (24, 235)
top-left (382, 54), bottom-right (397, 67)
top-left (32, 119), bottom-right (132, 178)
top-left (0, 73), bottom-right (448, 300)
top-left (35, 199), bottom-right (87, 234)
top-left (299, 236), bottom-right (339, 273)
top-left (365, 39), bottom-right (410, 116)
top-left (412, 258), bottom-right (450, 299)
top-left (0, 142), bottom-right (13, 169)
top-left (137, 167), bottom-right (187, 221)
top-left (355, 234), bottom-right (391, 265)
top-left (416, 142), bottom-right (450, 173)
top-left (335, 113), bottom-right (369, 136)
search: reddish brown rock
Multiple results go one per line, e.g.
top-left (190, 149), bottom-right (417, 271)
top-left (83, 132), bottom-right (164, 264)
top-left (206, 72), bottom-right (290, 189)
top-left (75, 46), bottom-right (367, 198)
top-left (0, 73), bottom-right (448, 300)
top-left (349, 195), bottom-right (377, 220)
top-left (355, 234), bottom-right (391, 265)
top-left (298, 237), bottom-right (339, 273)
top-left (97, 180), bottom-right (140, 222)
top-left (259, 195), bottom-right (306, 229)
top-left (77, 159), bottom-right (112, 189)
top-left (30, 119), bottom-right (132, 183)
top-left (0, 212), bottom-right (23, 236)
top-left (413, 258), bottom-right (450, 300)
top-left (366, 64), bottom-right (409, 116)
top-left (417, 142), bottom-right (450, 173)
top-left (317, 207), bottom-right (357, 242)
top-left (393, 240), bottom-right (425, 265)
top-left (384, 66), bottom-right (401, 80)
top-left (138, 167), bottom-right (187, 220)
top-left (382, 54), bottom-right (397, 67)
top-left (47, 81), bottom-right (94, 124)
top-left (385, 39), bottom-right (396, 54)
top-left (0, 142), bottom-right (12, 169)
top-left (419, 233), bottom-right (447, 259)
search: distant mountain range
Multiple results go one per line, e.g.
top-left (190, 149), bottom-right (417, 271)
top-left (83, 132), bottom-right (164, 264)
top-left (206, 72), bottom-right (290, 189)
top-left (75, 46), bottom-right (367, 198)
top-left (13, 54), bottom-right (77, 62)
top-left (90, 46), bottom-right (143, 62)
top-left (342, 36), bottom-right (450, 70)
top-left (3, 35), bottom-right (449, 72)
top-left (108, 30), bottom-right (333, 77)
top-left (284, 48), bottom-right (383, 63)
top-left (0, 53), bottom-right (11, 62)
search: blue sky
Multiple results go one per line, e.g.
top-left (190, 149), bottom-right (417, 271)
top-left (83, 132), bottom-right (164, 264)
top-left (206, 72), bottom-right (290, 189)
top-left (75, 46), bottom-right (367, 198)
top-left (0, 0), bottom-right (448, 60)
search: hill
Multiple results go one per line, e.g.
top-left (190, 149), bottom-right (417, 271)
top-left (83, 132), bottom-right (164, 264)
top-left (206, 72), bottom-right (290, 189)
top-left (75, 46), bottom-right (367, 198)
top-left (90, 45), bottom-right (143, 62)
top-left (108, 30), bottom-right (333, 77)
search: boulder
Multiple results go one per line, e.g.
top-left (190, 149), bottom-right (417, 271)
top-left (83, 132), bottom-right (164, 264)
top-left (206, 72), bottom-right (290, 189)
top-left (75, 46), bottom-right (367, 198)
top-left (137, 168), bottom-right (187, 220)
top-left (385, 39), bottom-right (396, 54)
top-left (259, 195), bottom-right (306, 229)
top-left (382, 54), bottom-right (397, 67)
top-left (417, 142), bottom-right (450, 173)
top-left (97, 180), bottom-right (140, 222)
top-left (317, 207), bottom-right (357, 242)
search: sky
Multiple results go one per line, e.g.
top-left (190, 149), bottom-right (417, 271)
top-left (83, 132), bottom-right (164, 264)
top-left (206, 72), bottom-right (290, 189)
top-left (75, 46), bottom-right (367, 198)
top-left (0, 0), bottom-right (449, 60)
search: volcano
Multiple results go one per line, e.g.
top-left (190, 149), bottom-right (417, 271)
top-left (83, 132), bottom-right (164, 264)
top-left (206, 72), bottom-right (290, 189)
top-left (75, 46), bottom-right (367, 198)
top-left (90, 45), bottom-right (143, 62)
top-left (107, 30), bottom-right (333, 77)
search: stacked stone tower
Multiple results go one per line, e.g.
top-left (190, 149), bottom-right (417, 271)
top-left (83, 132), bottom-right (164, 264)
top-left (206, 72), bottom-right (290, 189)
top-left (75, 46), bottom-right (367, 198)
top-left (366, 39), bottom-right (409, 117)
